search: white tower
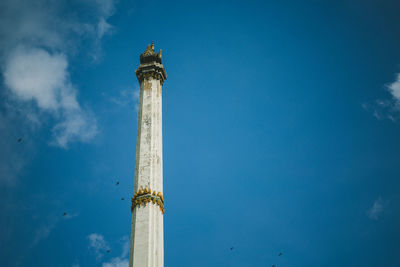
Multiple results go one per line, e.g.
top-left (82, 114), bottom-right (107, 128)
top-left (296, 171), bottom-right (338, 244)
top-left (129, 43), bottom-right (166, 267)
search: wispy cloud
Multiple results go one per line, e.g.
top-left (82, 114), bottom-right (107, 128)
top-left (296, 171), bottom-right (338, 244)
top-left (367, 197), bottom-right (384, 220)
top-left (92, 0), bottom-right (117, 61)
top-left (364, 72), bottom-right (400, 121)
top-left (102, 236), bottom-right (129, 267)
top-left (88, 233), bottom-right (111, 260)
top-left (388, 73), bottom-right (400, 103)
top-left (0, 0), bottom-right (116, 57)
top-left (32, 212), bottom-right (79, 246)
top-left (88, 234), bottom-right (130, 266)
top-left (96, 0), bottom-right (115, 39)
top-left (33, 222), bottom-right (56, 246)
top-left (102, 257), bottom-right (129, 267)
top-left (109, 87), bottom-right (140, 112)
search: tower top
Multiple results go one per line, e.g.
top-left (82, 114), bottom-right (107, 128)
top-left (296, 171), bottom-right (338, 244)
top-left (136, 43), bottom-right (167, 84)
top-left (140, 43), bottom-right (163, 64)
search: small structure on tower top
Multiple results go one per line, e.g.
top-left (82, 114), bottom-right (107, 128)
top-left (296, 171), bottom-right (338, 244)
top-left (136, 43), bottom-right (167, 84)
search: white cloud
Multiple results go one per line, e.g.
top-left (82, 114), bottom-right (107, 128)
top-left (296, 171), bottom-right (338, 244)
top-left (367, 197), bottom-right (384, 220)
top-left (0, 0), bottom-right (116, 149)
top-left (3, 47), bottom-right (98, 148)
top-left (365, 73), bottom-right (400, 122)
top-left (388, 73), bottom-right (400, 104)
top-left (4, 47), bottom-right (67, 110)
top-left (88, 233), bottom-right (110, 260)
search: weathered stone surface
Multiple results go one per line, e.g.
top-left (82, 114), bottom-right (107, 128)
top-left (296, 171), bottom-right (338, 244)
top-left (129, 44), bottom-right (166, 267)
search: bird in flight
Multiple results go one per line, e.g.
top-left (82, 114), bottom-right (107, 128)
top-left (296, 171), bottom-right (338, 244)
top-left (63, 212), bottom-right (67, 216)
top-left (278, 252), bottom-right (282, 256)
top-left (121, 197), bottom-right (125, 200)
top-left (116, 181), bottom-right (120, 185)
top-left (106, 250), bottom-right (110, 253)
top-left (18, 138), bottom-right (22, 142)
top-left (230, 247), bottom-right (234, 251)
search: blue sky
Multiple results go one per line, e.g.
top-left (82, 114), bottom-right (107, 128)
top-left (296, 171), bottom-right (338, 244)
top-left (1, 0), bottom-right (400, 266)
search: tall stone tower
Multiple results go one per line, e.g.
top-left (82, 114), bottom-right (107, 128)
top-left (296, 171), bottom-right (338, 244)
top-left (129, 43), bottom-right (166, 267)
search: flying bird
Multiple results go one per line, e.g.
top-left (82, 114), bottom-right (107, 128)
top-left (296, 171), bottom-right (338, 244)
top-left (106, 250), bottom-right (110, 253)
top-left (18, 138), bottom-right (22, 142)
top-left (63, 212), bottom-right (67, 216)
top-left (116, 181), bottom-right (120, 185)
top-left (230, 247), bottom-right (234, 251)
top-left (278, 252), bottom-right (282, 256)
top-left (121, 197), bottom-right (125, 200)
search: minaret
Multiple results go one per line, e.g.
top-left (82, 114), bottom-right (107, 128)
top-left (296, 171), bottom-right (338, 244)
top-left (129, 43), bottom-right (166, 267)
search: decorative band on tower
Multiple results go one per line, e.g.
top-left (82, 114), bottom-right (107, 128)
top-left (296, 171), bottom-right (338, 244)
top-left (136, 43), bottom-right (167, 85)
top-left (131, 186), bottom-right (165, 214)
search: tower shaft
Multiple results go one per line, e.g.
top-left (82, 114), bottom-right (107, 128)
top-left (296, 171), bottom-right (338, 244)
top-left (129, 44), bottom-right (166, 267)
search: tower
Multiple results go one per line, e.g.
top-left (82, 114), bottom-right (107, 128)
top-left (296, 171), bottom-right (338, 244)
top-left (129, 43), bottom-right (166, 267)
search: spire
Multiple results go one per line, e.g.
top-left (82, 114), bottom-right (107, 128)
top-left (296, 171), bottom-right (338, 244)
top-left (143, 43), bottom-right (155, 56)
